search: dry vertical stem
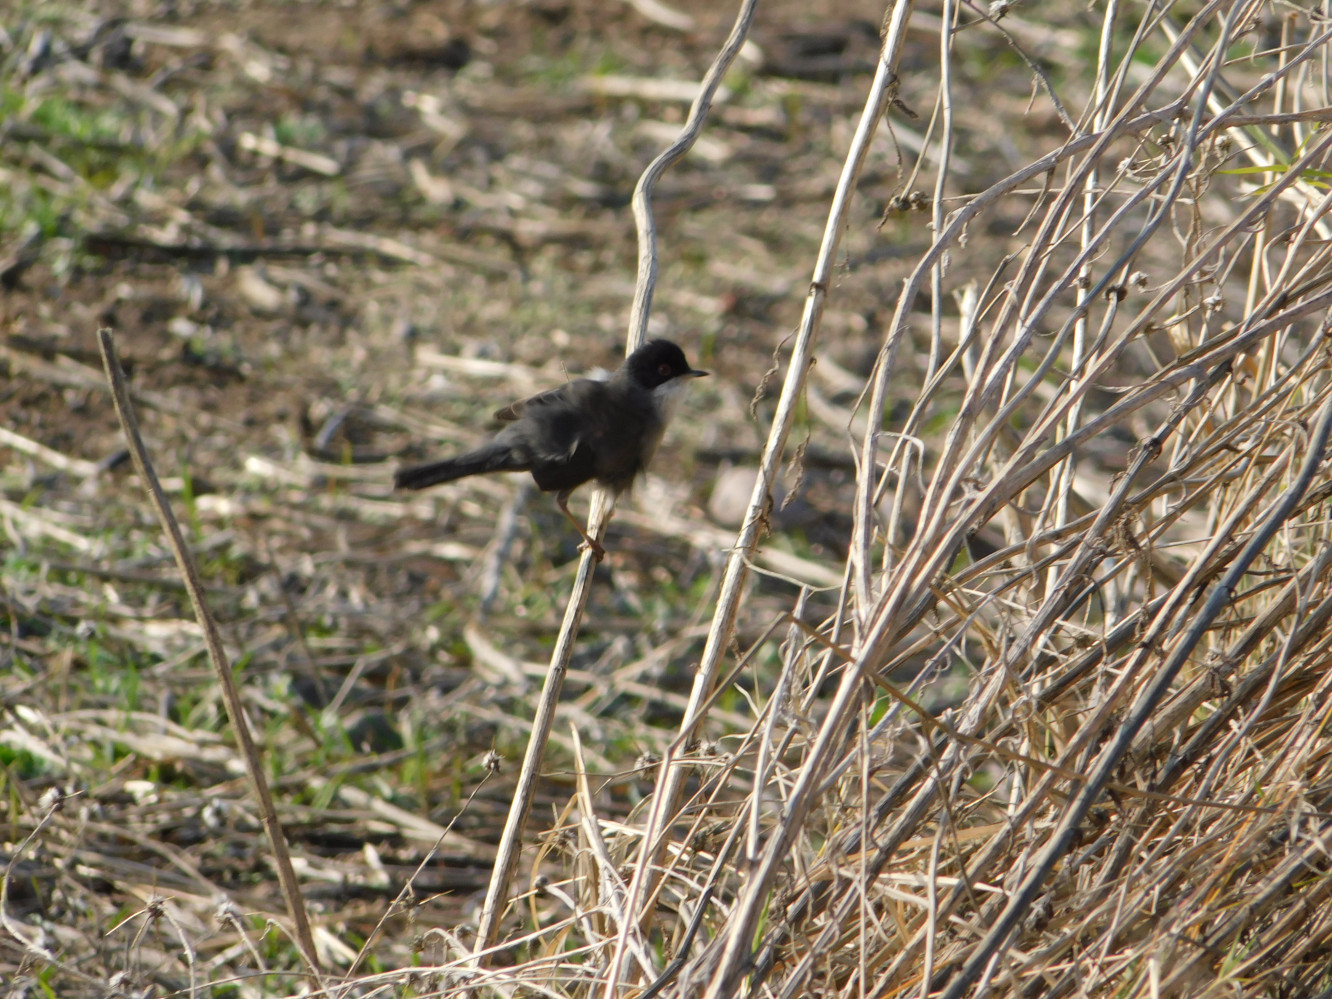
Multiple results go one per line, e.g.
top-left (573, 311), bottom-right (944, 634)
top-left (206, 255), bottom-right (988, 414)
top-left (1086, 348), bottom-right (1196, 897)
top-left (676, 4), bottom-right (918, 993)
top-left (472, 0), bottom-right (758, 963)
top-left (95, 328), bottom-right (324, 987)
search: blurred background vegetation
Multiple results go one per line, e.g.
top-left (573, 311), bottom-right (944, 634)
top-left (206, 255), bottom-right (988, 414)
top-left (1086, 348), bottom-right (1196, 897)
top-left (4, 0), bottom-right (1332, 996)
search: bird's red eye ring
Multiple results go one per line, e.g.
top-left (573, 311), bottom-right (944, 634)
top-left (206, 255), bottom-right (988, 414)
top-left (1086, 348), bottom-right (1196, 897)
top-left (658, 362), bottom-right (671, 376)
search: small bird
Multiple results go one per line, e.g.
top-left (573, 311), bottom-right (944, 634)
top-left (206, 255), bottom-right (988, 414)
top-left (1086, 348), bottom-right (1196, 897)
top-left (395, 339), bottom-right (708, 559)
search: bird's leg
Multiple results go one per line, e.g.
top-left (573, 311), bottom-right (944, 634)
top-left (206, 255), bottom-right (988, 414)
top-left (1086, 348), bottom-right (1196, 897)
top-left (556, 490), bottom-right (605, 561)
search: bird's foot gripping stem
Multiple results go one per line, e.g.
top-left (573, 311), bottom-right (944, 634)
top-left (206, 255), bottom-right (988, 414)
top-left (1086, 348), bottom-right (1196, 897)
top-left (557, 491), bottom-right (606, 562)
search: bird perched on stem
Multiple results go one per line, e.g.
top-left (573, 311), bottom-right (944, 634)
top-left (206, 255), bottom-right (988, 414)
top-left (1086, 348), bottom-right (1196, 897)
top-left (395, 339), bottom-right (707, 560)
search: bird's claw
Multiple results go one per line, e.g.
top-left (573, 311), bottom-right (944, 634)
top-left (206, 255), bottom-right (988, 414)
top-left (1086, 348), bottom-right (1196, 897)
top-left (579, 538), bottom-right (606, 562)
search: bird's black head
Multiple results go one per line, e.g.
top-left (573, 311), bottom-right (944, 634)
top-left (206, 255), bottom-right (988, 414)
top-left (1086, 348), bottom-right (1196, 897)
top-left (622, 339), bottom-right (709, 389)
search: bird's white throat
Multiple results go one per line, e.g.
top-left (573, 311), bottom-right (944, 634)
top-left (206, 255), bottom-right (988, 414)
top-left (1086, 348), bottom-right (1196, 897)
top-left (652, 376), bottom-right (693, 423)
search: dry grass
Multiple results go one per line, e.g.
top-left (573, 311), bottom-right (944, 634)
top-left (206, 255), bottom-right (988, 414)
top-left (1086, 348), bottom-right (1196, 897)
top-left (4, 0), bottom-right (1332, 997)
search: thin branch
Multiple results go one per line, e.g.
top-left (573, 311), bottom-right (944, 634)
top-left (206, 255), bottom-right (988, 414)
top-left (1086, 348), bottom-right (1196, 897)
top-left (472, 0), bottom-right (758, 964)
top-left (95, 328), bottom-right (325, 987)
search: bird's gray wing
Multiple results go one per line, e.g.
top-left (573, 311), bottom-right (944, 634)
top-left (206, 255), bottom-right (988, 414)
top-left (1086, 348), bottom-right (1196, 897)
top-left (494, 378), bottom-right (593, 423)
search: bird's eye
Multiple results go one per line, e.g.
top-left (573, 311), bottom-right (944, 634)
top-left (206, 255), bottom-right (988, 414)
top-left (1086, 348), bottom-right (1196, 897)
top-left (658, 362), bottom-right (671, 376)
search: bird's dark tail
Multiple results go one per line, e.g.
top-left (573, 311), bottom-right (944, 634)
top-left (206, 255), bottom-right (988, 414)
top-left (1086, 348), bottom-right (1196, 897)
top-left (394, 443), bottom-right (526, 491)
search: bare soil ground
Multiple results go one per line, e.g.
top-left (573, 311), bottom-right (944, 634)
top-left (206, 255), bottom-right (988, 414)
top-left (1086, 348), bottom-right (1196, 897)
top-left (5, 0), bottom-right (1332, 996)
